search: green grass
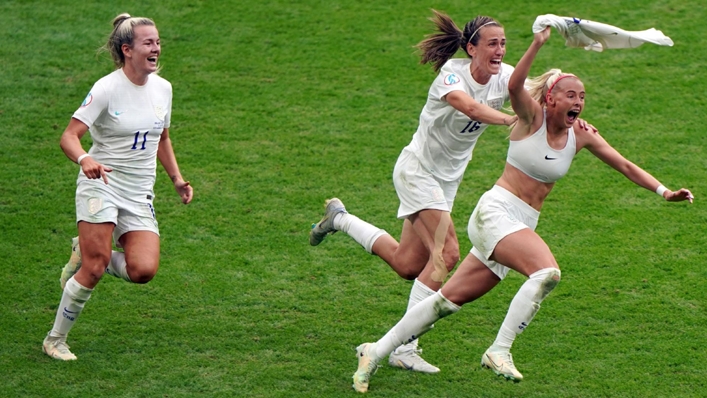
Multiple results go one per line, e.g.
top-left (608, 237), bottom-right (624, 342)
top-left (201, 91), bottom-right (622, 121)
top-left (1, 0), bottom-right (706, 396)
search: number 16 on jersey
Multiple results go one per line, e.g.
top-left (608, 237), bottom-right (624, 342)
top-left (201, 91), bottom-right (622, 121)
top-left (460, 120), bottom-right (481, 134)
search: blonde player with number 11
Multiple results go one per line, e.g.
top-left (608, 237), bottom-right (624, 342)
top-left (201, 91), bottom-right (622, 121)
top-left (42, 13), bottom-right (193, 361)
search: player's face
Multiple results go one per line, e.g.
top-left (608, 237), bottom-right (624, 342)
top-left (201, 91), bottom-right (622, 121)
top-left (550, 79), bottom-right (585, 127)
top-left (468, 26), bottom-right (506, 79)
top-left (125, 25), bottom-right (161, 75)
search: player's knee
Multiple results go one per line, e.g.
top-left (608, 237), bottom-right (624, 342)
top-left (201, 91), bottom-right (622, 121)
top-left (445, 253), bottom-right (460, 271)
top-left (127, 261), bottom-right (159, 284)
top-left (545, 268), bottom-right (561, 287)
top-left (435, 292), bottom-right (461, 318)
top-left (81, 254), bottom-right (111, 283)
top-left (392, 255), bottom-right (425, 280)
top-left (397, 269), bottom-right (419, 281)
top-left (443, 245), bottom-right (460, 271)
top-left (129, 270), bottom-right (157, 284)
top-left (536, 268), bottom-right (561, 301)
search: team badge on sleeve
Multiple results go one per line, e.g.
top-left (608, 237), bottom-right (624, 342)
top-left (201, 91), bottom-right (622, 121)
top-left (80, 93), bottom-right (93, 107)
top-left (444, 73), bottom-right (461, 86)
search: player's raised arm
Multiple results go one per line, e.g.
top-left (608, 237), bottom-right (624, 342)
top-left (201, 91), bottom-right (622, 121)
top-left (509, 27), bottom-right (550, 127)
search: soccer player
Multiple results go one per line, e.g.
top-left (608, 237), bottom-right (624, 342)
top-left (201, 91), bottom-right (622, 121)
top-left (350, 26), bottom-right (693, 393)
top-left (310, 11), bottom-right (593, 373)
top-left (42, 13), bottom-right (193, 360)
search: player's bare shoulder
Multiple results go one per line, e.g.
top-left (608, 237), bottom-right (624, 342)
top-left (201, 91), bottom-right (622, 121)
top-left (573, 119), bottom-right (603, 150)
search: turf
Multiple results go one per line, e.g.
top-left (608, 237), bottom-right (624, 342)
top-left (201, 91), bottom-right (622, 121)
top-left (1, 0), bottom-right (706, 397)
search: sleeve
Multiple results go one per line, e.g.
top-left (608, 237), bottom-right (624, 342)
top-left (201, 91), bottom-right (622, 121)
top-left (164, 82), bottom-right (173, 129)
top-left (428, 62), bottom-right (466, 102)
top-left (72, 81), bottom-right (108, 128)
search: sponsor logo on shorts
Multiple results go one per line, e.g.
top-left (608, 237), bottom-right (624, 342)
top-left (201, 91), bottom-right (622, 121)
top-left (431, 187), bottom-right (444, 202)
top-left (444, 73), bottom-right (460, 86)
top-left (87, 197), bottom-right (102, 215)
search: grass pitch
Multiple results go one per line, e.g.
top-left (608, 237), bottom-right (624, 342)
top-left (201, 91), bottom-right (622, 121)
top-left (1, 0), bottom-right (706, 396)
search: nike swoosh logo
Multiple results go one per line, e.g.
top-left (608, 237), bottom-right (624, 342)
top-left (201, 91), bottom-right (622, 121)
top-left (114, 111), bottom-right (124, 115)
top-left (486, 354), bottom-right (501, 368)
top-left (545, 155), bottom-right (558, 160)
top-left (63, 307), bottom-right (78, 314)
top-left (399, 360), bottom-right (414, 370)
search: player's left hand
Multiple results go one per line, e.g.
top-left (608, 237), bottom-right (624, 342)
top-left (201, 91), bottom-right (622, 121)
top-left (174, 179), bottom-right (193, 204)
top-left (534, 26), bottom-right (551, 45)
top-left (664, 188), bottom-right (693, 203)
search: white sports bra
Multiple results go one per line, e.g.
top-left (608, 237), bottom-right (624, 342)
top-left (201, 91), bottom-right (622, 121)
top-left (506, 113), bottom-right (576, 183)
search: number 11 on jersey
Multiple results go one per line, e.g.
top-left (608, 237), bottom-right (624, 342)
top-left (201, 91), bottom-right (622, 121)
top-left (131, 131), bottom-right (149, 150)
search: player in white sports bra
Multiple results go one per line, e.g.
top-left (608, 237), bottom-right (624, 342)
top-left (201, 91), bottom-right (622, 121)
top-left (350, 26), bottom-right (693, 391)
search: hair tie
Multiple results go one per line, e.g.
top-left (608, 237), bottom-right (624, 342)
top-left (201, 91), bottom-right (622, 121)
top-left (467, 21), bottom-right (497, 46)
top-left (116, 15), bottom-right (131, 28)
top-left (545, 74), bottom-right (576, 102)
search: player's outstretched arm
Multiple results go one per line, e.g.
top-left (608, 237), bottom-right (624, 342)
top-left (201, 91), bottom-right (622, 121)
top-left (581, 129), bottom-right (693, 203)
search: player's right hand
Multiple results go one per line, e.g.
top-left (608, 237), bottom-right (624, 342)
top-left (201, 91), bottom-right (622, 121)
top-left (80, 156), bottom-right (112, 184)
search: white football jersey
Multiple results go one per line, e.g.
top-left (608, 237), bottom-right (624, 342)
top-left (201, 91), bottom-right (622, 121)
top-left (72, 69), bottom-right (172, 199)
top-left (406, 58), bottom-right (513, 181)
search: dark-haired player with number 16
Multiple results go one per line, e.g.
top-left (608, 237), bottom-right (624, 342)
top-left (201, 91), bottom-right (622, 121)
top-left (42, 13), bottom-right (193, 361)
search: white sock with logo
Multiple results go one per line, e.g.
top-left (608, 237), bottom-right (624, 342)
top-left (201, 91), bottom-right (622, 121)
top-left (105, 251), bottom-right (132, 282)
top-left (394, 279), bottom-right (436, 353)
top-left (491, 268), bottom-right (561, 351)
top-left (375, 291), bottom-right (460, 358)
top-left (49, 277), bottom-right (93, 338)
top-left (333, 213), bottom-right (387, 253)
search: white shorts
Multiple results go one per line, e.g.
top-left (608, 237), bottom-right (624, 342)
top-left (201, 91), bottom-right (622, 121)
top-left (468, 185), bottom-right (539, 279)
top-left (393, 148), bottom-right (461, 219)
top-left (75, 181), bottom-right (159, 244)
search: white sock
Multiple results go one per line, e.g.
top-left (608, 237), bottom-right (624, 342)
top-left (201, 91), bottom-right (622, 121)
top-left (491, 268), bottom-right (561, 351)
top-left (375, 291), bottom-right (460, 358)
top-left (105, 251), bottom-right (132, 282)
top-left (49, 277), bottom-right (93, 338)
top-left (395, 279), bottom-right (436, 352)
top-left (406, 279), bottom-right (437, 311)
top-left (333, 213), bottom-right (387, 253)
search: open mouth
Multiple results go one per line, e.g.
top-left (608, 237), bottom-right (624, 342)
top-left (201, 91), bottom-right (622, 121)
top-left (490, 58), bottom-right (501, 66)
top-left (567, 110), bottom-right (580, 123)
top-left (147, 56), bottom-right (158, 64)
